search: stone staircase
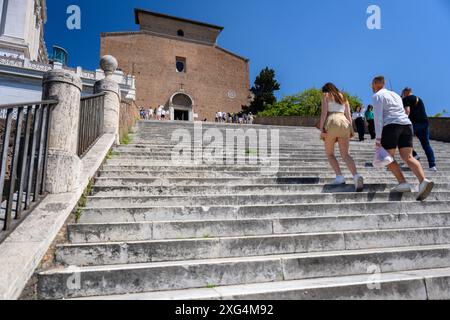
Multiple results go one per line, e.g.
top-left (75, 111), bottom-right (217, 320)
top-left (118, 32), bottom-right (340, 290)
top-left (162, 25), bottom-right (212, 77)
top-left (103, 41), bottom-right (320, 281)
top-left (37, 121), bottom-right (450, 300)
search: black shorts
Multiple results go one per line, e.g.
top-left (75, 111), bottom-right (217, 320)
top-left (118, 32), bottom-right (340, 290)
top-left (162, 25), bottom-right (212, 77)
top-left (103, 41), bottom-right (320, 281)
top-left (381, 124), bottom-right (414, 150)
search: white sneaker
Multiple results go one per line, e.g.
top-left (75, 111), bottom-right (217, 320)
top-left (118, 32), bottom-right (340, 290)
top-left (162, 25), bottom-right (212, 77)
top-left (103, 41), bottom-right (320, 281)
top-left (417, 179), bottom-right (435, 201)
top-left (391, 183), bottom-right (412, 193)
top-left (354, 174), bottom-right (364, 192)
top-left (332, 176), bottom-right (346, 185)
top-left (429, 167), bottom-right (438, 173)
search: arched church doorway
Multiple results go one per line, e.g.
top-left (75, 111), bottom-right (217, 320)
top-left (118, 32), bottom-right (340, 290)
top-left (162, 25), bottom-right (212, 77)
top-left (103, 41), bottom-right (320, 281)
top-left (170, 92), bottom-right (194, 121)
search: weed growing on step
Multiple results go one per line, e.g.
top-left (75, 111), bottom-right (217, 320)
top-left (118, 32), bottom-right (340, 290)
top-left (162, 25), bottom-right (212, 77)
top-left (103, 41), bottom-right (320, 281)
top-left (203, 234), bottom-right (211, 239)
top-left (105, 149), bottom-right (114, 161)
top-left (121, 133), bottom-right (131, 145)
top-left (246, 149), bottom-right (258, 156)
top-left (75, 179), bottom-right (94, 223)
top-left (206, 284), bottom-right (217, 289)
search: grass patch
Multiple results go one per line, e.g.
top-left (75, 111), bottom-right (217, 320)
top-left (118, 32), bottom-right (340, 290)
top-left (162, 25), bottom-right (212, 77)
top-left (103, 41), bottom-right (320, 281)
top-left (75, 178), bottom-right (94, 223)
top-left (245, 149), bottom-right (258, 156)
top-left (105, 149), bottom-right (114, 161)
top-left (121, 133), bottom-right (131, 145)
top-left (206, 284), bottom-right (217, 289)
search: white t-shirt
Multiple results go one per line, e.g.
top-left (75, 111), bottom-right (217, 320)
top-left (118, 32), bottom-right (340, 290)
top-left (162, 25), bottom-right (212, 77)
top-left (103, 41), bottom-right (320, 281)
top-left (372, 88), bottom-right (412, 139)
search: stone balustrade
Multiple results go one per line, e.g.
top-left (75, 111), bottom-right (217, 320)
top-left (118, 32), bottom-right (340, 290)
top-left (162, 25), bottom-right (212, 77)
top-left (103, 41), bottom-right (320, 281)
top-left (0, 55), bottom-right (136, 105)
top-left (42, 56), bottom-right (122, 193)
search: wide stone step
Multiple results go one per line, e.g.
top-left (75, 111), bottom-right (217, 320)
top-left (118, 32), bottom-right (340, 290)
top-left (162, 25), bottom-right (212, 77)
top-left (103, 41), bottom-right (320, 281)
top-left (55, 227), bottom-right (450, 266)
top-left (97, 170), bottom-right (449, 179)
top-left (38, 246), bottom-right (450, 300)
top-left (91, 183), bottom-right (450, 197)
top-left (78, 200), bottom-right (450, 224)
top-left (69, 267), bottom-right (450, 300)
top-left (84, 192), bottom-right (450, 208)
top-left (111, 149), bottom-right (450, 160)
top-left (100, 164), bottom-right (449, 173)
top-left (93, 176), bottom-right (449, 187)
top-left (68, 212), bottom-right (450, 243)
top-left (103, 159), bottom-right (448, 169)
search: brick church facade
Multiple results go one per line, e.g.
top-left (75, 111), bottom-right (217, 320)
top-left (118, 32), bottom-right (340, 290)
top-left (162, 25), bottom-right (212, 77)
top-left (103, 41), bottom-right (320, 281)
top-left (100, 9), bottom-right (251, 121)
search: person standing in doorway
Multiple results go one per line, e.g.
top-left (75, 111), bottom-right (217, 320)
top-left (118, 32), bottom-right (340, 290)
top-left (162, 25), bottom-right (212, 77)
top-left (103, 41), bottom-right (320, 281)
top-left (148, 107), bottom-right (154, 120)
top-left (401, 87), bottom-right (437, 172)
top-left (371, 76), bottom-right (434, 201)
top-left (365, 105), bottom-right (376, 140)
top-left (352, 105), bottom-right (366, 142)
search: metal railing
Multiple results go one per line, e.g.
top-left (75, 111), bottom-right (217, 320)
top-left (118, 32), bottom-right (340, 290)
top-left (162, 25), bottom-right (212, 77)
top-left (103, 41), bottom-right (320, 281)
top-left (0, 100), bottom-right (57, 233)
top-left (77, 93), bottom-right (105, 158)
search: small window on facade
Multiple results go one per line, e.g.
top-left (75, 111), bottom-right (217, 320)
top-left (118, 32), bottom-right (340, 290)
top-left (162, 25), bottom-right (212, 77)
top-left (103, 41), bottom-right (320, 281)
top-left (176, 57), bottom-right (186, 73)
top-left (177, 29), bottom-right (184, 37)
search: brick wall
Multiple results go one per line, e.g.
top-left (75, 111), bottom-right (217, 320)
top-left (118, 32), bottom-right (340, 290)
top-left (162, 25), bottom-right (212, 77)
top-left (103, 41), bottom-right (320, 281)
top-left (119, 100), bottom-right (140, 142)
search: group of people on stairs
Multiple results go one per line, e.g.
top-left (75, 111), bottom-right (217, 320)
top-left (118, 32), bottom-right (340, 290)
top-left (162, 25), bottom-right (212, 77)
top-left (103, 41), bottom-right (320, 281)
top-left (319, 76), bottom-right (436, 202)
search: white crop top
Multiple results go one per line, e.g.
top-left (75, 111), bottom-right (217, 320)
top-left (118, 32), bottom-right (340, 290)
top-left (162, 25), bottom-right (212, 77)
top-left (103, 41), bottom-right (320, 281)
top-left (328, 101), bottom-right (346, 113)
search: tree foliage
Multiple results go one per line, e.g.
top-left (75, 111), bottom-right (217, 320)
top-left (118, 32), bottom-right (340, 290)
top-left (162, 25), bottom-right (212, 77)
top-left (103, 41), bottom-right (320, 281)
top-left (257, 88), bottom-right (363, 117)
top-left (244, 67), bottom-right (281, 114)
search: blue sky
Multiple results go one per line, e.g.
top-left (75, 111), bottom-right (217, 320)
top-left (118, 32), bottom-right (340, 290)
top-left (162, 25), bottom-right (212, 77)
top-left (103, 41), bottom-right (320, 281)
top-left (45, 0), bottom-right (450, 115)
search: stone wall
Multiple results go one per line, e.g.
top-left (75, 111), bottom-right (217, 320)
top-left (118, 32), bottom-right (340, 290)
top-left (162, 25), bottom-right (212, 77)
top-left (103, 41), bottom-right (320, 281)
top-left (254, 116), bottom-right (320, 128)
top-left (429, 117), bottom-right (450, 142)
top-left (254, 116), bottom-right (450, 142)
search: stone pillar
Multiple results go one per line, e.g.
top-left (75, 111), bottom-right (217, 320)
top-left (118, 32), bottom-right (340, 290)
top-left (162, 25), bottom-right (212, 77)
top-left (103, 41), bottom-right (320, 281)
top-left (169, 106), bottom-right (175, 121)
top-left (42, 69), bottom-right (82, 194)
top-left (94, 55), bottom-right (121, 145)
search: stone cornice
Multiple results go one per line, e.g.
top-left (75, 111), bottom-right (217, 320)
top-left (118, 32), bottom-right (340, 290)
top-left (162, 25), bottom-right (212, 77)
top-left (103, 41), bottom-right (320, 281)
top-left (101, 30), bottom-right (249, 62)
top-left (101, 30), bottom-right (215, 47)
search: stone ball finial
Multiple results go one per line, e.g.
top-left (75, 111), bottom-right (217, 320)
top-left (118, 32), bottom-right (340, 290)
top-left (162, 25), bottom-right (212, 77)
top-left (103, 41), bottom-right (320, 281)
top-left (100, 55), bottom-right (118, 76)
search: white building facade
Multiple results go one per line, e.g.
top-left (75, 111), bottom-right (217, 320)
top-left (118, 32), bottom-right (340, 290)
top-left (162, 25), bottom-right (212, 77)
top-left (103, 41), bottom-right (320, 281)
top-left (0, 0), bottom-right (48, 62)
top-left (0, 56), bottom-right (136, 104)
top-left (0, 0), bottom-right (136, 105)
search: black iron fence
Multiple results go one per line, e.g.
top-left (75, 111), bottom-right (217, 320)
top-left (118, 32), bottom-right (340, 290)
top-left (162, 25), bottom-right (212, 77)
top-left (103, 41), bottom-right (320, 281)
top-left (0, 100), bottom-right (57, 233)
top-left (78, 93), bottom-right (105, 158)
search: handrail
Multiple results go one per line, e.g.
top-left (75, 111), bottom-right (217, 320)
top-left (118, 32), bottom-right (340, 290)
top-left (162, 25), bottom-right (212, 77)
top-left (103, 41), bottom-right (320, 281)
top-left (0, 100), bottom-right (58, 110)
top-left (80, 93), bottom-right (106, 101)
top-left (77, 93), bottom-right (105, 158)
top-left (0, 102), bottom-right (53, 234)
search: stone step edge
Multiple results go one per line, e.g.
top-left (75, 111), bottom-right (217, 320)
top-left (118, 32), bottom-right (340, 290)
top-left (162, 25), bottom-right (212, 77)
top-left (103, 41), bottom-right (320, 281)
top-left (84, 190), bottom-right (450, 199)
top-left (80, 200), bottom-right (450, 211)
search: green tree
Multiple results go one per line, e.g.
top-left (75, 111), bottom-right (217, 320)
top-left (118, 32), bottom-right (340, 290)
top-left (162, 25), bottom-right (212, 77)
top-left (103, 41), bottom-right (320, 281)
top-left (258, 88), bottom-right (362, 117)
top-left (434, 109), bottom-right (448, 117)
top-left (244, 67), bottom-right (281, 114)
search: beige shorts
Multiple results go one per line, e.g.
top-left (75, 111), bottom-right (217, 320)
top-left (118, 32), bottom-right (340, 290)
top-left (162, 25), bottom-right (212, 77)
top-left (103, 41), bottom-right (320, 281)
top-left (325, 113), bottom-right (353, 139)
